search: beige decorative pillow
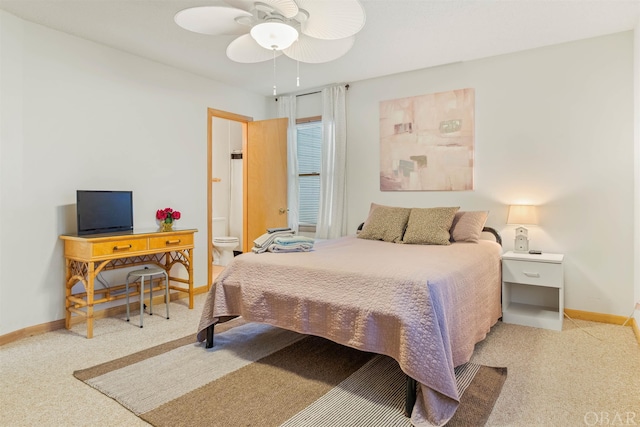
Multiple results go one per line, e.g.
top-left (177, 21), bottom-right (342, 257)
top-left (358, 203), bottom-right (410, 243)
top-left (450, 211), bottom-right (489, 243)
top-left (402, 207), bottom-right (460, 245)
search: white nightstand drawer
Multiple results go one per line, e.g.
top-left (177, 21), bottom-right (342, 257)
top-left (502, 259), bottom-right (563, 288)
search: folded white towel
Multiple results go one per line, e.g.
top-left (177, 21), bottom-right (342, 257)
top-left (273, 236), bottom-right (315, 246)
top-left (253, 230), bottom-right (294, 248)
top-left (251, 245), bottom-right (269, 254)
top-left (267, 243), bottom-right (314, 253)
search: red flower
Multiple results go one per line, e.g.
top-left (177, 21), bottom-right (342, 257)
top-left (156, 207), bottom-right (181, 222)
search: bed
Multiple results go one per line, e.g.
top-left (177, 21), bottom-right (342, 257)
top-left (197, 208), bottom-right (502, 427)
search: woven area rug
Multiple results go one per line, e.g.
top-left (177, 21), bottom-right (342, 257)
top-left (74, 319), bottom-right (506, 426)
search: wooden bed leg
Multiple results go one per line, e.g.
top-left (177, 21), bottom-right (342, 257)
top-left (206, 324), bottom-right (214, 348)
top-left (405, 376), bottom-right (417, 417)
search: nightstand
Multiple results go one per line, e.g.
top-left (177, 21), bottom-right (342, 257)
top-left (502, 251), bottom-right (565, 331)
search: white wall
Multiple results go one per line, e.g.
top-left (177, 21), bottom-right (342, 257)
top-left (296, 92), bottom-right (323, 118)
top-left (635, 20), bottom-right (640, 326)
top-left (346, 32), bottom-right (635, 317)
top-left (0, 11), bottom-right (269, 335)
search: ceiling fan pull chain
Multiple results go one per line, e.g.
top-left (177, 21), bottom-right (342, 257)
top-left (296, 60), bottom-right (300, 87)
top-left (272, 49), bottom-right (277, 96)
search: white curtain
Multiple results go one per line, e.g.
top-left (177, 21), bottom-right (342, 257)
top-left (276, 95), bottom-right (299, 233)
top-left (316, 85), bottom-right (347, 239)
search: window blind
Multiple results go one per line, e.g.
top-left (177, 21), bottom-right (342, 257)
top-left (296, 121), bottom-right (321, 225)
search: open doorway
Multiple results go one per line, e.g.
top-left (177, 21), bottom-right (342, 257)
top-left (207, 108), bottom-right (252, 290)
top-left (207, 109), bottom-right (290, 290)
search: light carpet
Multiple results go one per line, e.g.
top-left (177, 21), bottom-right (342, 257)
top-left (74, 319), bottom-right (506, 426)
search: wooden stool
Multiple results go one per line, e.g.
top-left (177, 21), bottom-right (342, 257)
top-left (125, 266), bottom-right (169, 328)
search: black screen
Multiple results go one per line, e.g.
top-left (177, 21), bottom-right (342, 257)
top-left (77, 190), bottom-right (133, 235)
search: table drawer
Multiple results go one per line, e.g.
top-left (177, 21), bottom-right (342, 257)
top-left (149, 233), bottom-right (193, 250)
top-left (502, 259), bottom-right (563, 288)
top-left (92, 238), bottom-right (147, 257)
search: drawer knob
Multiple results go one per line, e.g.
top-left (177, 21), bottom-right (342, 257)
top-left (523, 271), bottom-right (540, 278)
top-left (113, 244), bottom-right (132, 251)
top-left (166, 239), bottom-right (181, 245)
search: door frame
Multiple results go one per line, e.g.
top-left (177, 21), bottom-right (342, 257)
top-left (207, 108), bottom-right (253, 291)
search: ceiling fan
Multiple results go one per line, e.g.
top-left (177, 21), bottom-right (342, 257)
top-left (174, 0), bottom-right (366, 64)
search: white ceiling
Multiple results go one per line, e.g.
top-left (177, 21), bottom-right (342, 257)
top-left (2, 0), bottom-right (640, 96)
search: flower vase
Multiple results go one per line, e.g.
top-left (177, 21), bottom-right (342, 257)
top-left (160, 220), bottom-right (173, 232)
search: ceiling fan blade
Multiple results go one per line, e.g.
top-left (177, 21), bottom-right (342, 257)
top-left (296, 0), bottom-right (365, 40)
top-left (227, 34), bottom-right (284, 63)
top-left (224, 0), bottom-right (299, 18)
top-left (283, 34), bottom-right (355, 63)
top-left (174, 6), bottom-right (252, 36)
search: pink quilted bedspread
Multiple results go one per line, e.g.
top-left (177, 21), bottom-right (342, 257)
top-left (197, 235), bottom-right (502, 426)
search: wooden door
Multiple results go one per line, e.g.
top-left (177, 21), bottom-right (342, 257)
top-left (244, 118), bottom-right (289, 252)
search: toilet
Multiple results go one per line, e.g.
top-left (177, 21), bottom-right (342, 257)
top-left (213, 218), bottom-right (239, 266)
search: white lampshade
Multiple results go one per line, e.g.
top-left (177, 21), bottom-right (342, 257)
top-left (507, 205), bottom-right (538, 225)
top-left (250, 22), bottom-right (298, 51)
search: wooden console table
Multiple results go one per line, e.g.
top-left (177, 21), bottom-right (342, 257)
top-left (59, 228), bottom-right (197, 338)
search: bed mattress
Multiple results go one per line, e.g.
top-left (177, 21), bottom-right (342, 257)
top-left (197, 235), bottom-right (502, 426)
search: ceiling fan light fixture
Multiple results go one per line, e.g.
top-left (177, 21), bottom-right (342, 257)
top-left (250, 21), bottom-right (298, 51)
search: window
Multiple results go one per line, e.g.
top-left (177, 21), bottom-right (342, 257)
top-left (296, 117), bottom-right (322, 228)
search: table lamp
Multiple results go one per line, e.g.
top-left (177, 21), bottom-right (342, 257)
top-left (507, 205), bottom-right (538, 253)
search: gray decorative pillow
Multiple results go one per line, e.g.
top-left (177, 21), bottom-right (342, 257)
top-left (451, 211), bottom-right (489, 243)
top-left (358, 204), bottom-right (410, 243)
top-left (402, 207), bottom-right (460, 245)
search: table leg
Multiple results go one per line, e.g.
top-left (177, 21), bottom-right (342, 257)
top-left (64, 259), bottom-right (72, 330)
top-left (188, 248), bottom-right (194, 309)
top-left (86, 262), bottom-right (95, 339)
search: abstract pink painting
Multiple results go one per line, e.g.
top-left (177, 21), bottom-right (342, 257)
top-left (379, 88), bottom-right (475, 191)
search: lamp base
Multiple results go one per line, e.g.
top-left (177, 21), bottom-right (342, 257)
top-left (514, 235), bottom-right (529, 253)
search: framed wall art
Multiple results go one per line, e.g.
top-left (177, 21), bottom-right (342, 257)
top-left (379, 88), bottom-right (475, 191)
